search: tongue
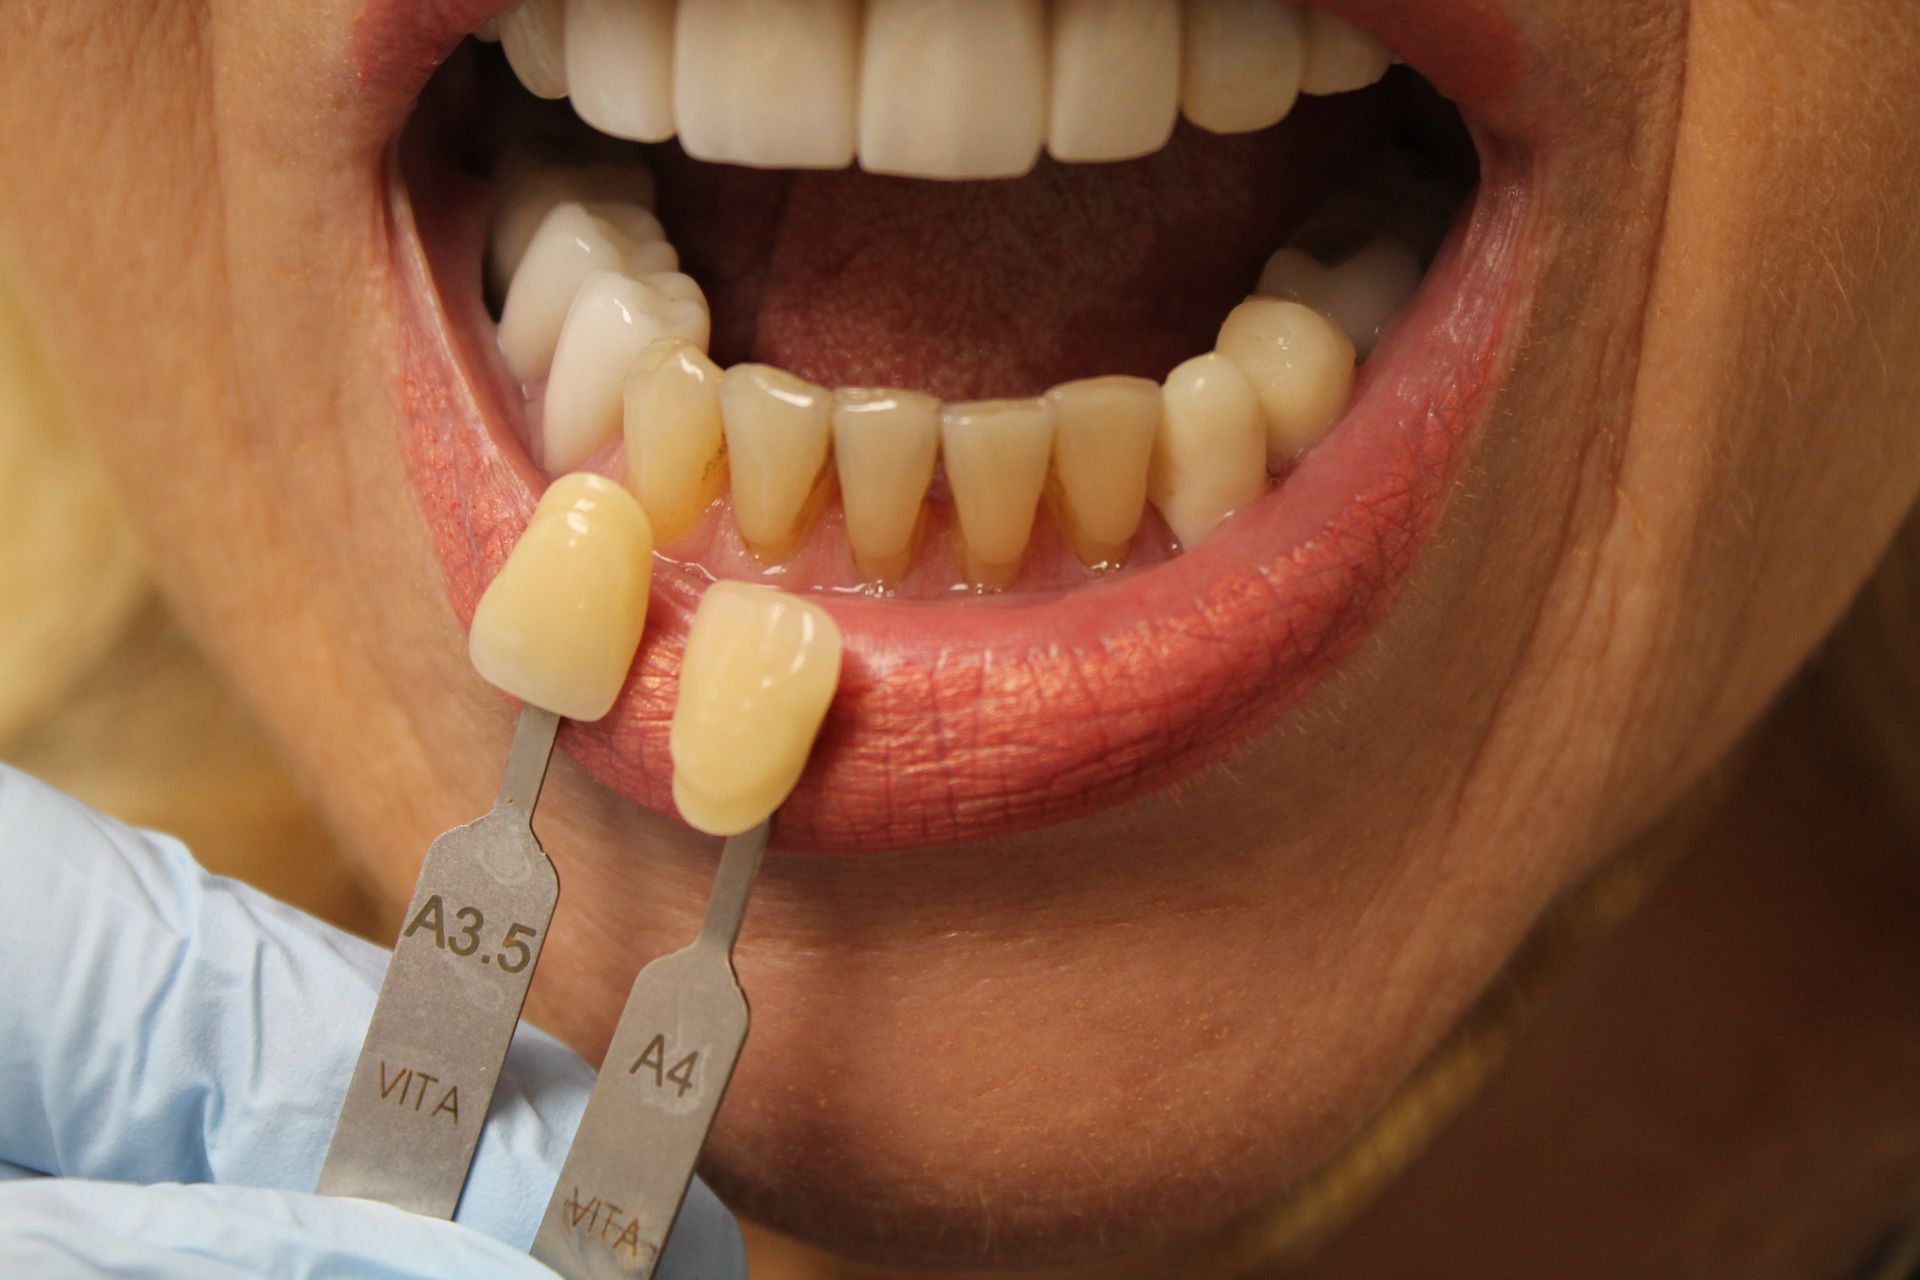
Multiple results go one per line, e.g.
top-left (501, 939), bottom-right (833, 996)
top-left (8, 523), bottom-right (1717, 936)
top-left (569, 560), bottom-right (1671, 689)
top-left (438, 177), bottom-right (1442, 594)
top-left (652, 95), bottom-right (1392, 401)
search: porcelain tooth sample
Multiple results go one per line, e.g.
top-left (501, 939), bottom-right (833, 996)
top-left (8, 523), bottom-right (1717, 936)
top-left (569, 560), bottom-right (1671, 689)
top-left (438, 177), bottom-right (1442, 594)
top-left (1148, 353), bottom-right (1269, 546)
top-left (1257, 237), bottom-right (1422, 359)
top-left (497, 201), bottom-right (677, 384)
top-left (624, 339), bottom-right (730, 543)
top-left (941, 397), bottom-right (1056, 589)
top-left (1046, 376), bottom-right (1161, 569)
top-left (489, 147), bottom-right (657, 296)
top-left (671, 582), bottom-right (844, 836)
top-left (721, 364), bottom-right (836, 560)
top-left (469, 472), bottom-right (654, 721)
top-left (832, 388), bottom-right (942, 585)
top-left (1048, 0), bottom-right (1180, 162)
top-left (563, 0), bottom-right (676, 142)
top-left (499, 0), bottom-right (570, 100)
top-left (859, 0), bottom-right (1049, 180)
top-left (1181, 0), bottom-right (1305, 135)
top-left (676, 0), bottom-right (861, 168)
top-left (1215, 298), bottom-right (1356, 464)
top-left (1299, 9), bottom-right (1393, 95)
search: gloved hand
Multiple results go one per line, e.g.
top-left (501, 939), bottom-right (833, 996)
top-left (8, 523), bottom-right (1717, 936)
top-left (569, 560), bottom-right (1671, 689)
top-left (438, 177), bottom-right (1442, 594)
top-left (0, 764), bottom-right (747, 1278)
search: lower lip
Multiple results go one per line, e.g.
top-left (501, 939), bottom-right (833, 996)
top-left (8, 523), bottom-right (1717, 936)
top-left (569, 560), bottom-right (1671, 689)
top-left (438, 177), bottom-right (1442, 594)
top-left (391, 131), bottom-right (1532, 854)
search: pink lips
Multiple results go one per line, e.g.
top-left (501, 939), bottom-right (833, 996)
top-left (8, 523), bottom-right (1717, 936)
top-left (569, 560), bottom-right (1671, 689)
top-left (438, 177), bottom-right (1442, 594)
top-left (377, 1), bottom-right (1535, 853)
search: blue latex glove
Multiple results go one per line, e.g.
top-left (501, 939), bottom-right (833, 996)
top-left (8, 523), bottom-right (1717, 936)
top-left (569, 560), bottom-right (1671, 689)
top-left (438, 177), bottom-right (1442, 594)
top-left (0, 765), bottom-right (747, 1279)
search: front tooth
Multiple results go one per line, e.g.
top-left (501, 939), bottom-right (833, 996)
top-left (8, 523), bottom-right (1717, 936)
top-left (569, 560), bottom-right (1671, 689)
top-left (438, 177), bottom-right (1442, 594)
top-left (1257, 238), bottom-right (1422, 359)
top-left (671, 582), bottom-right (843, 836)
top-left (1045, 376), bottom-right (1160, 569)
top-left (940, 398), bottom-right (1055, 589)
top-left (859, 0), bottom-right (1048, 180)
top-left (1215, 298), bottom-right (1356, 464)
top-left (1298, 10), bottom-right (1392, 95)
top-left (1181, 0), bottom-right (1305, 135)
top-left (1148, 353), bottom-right (1268, 547)
top-left (498, 201), bottom-right (673, 385)
top-left (624, 339), bottom-right (729, 544)
top-left (832, 388), bottom-right (941, 585)
top-left (543, 270), bottom-right (712, 473)
top-left (563, 0), bottom-right (676, 143)
top-left (469, 472), bottom-right (654, 722)
top-left (489, 148), bottom-right (657, 297)
top-left (1048, 0), bottom-right (1180, 163)
top-left (675, 0), bottom-right (861, 169)
top-left (499, 0), bottom-right (570, 99)
top-left (720, 365), bottom-right (835, 561)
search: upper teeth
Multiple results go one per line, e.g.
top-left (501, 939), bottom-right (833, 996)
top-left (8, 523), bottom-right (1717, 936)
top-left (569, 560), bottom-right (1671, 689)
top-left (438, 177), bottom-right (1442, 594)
top-left (485, 0), bottom-right (1392, 178)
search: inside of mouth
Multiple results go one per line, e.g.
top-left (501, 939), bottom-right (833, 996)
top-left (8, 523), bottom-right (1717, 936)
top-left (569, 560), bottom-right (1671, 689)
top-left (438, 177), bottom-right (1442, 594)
top-left (404, 6), bottom-right (1477, 601)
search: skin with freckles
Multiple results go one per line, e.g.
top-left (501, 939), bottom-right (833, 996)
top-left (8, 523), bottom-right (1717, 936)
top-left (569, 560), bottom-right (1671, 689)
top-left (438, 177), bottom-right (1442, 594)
top-left (2, 2), bottom-right (1919, 1277)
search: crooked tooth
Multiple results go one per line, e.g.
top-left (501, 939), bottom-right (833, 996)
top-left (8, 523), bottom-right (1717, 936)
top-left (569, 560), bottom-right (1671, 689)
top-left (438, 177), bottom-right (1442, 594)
top-left (469, 472), bottom-right (654, 722)
top-left (1045, 376), bottom-right (1160, 569)
top-left (1299, 9), bottom-right (1391, 95)
top-left (941, 398), bottom-right (1055, 589)
top-left (1257, 238), bottom-right (1421, 359)
top-left (563, 0), bottom-right (676, 142)
top-left (720, 365), bottom-right (835, 561)
top-left (859, 0), bottom-right (1048, 180)
top-left (1148, 353), bottom-right (1268, 546)
top-left (1215, 297), bottom-right (1355, 464)
top-left (497, 201), bottom-right (675, 384)
top-left (1048, 0), bottom-right (1180, 162)
top-left (832, 388), bottom-right (941, 584)
top-left (499, 0), bottom-right (570, 99)
top-left (543, 270), bottom-right (712, 473)
top-left (624, 339), bottom-right (729, 544)
top-left (1181, 0), bottom-right (1305, 135)
top-left (671, 582), bottom-right (843, 837)
top-left (489, 148), bottom-right (657, 297)
top-left (675, 0), bottom-right (860, 168)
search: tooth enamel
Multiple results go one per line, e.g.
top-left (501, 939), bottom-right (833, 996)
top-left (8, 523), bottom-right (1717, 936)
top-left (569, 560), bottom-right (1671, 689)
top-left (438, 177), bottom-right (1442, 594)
top-left (623, 339), bottom-right (730, 544)
top-left (489, 148), bottom-right (658, 297)
top-left (832, 388), bottom-right (941, 585)
top-left (720, 365), bottom-right (836, 561)
top-left (1215, 297), bottom-right (1356, 464)
top-left (543, 270), bottom-right (712, 473)
top-left (468, 472), bottom-right (654, 722)
top-left (1257, 238), bottom-right (1422, 359)
top-left (670, 582), bottom-right (843, 836)
top-left (675, 0), bottom-right (861, 169)
top-left (1048, 0), bottom-right (1181, 162)
top-left (499, 0), bottom-right (570, 100)
top-left (498, 201), bottom-right (675, 384)
top-left (563, 0), bottom-right (676, 142)
top-left (940, 398), bottom-right (1055, 589)
top-left (1148, 353), bottom-right (1268, 546)
top-left (1298, 10), bottom-right (1392, 96)
top-left (1045, 376), bottom-right (1161, 569)
top-left (1180, 0), bottom-right (1305, 135)
top-left (859, 0), bottom-right (1048, 180)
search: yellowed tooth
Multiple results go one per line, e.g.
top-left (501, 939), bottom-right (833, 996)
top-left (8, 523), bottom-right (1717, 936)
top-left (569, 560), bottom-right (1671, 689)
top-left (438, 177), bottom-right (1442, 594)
top-left (623, 339), bottom-right (730, 544)
top-left (1148, 353), bottom-right (1269, 547)
top-left (831, 388), bottom-right (941, 585)
top-left (1215, 297), bottom-right (1356, 464)
top-left (940, 397), bottom-right (1055, 590)
top-left (671, 582), bottom-right (843, 836)
top-left (1257, 238), bottom-right (1422, 359)
top-left (1045, 376), bottom-right (1161, 569)
top-left (719, 364), bottom-right (835, 561)
top-left (468, 472), bottom-right (654, 721)
top-left (499, 0), bottom-right (570, 99)
top-left (1298, 9), bottom-right (1392, 95)
top-left (1180, 0), bottom-right (1305, 135)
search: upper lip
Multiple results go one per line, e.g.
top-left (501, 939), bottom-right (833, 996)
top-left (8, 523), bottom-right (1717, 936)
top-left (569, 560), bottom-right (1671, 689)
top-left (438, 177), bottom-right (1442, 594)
top-left (373, 0), bottom-right (1543, 852)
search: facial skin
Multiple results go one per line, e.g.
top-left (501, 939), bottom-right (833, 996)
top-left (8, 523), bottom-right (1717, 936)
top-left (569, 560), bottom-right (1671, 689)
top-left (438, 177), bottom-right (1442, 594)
top-left (2, 1), bottom-right (1918, 1276)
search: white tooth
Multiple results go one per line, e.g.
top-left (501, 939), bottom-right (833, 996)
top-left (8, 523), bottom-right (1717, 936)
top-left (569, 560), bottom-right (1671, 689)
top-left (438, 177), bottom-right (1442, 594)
top-left (499, 0), bottom-right (569, 99)
top-left (624, 339), bottom-right (730, 544)
top-left (940, 398), bottom-right (1055, 589)
top-left (832, 388), bottom-right (941, 584)
top-left (1257, 238), bottom-right (1421, 359)
top-left (497, 201), bottom-right (673, 384)
top-left (542, 270), bottom-right (711, 473)
top-left (489, 148), bottom-right (657, 297)
top-left (563, 0), bottom-right (676, 142)
top-left (720, 365), bottom-right (835, 561)
top-left (859, 0), bottom-right (1048, 180)
top-left (1048, 0), bottom-right (1180, 163)
top-left (1298, 10), bottom-right (1391, 95)
top-left (1180, 0), bottom-right (1304, 135)
top-left (675, 0), bottom-right (861, 169)
top-left (1045, 376), bottom-right (1160, 569)
top-left (1148, 353), bottom-right (1268, 546)
top-left (1215, 297), bottom-right (1355, 464)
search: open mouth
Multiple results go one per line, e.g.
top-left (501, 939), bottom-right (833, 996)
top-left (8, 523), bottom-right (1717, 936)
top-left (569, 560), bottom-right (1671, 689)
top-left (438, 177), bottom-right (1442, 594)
top-left (377, 0), bottom-right (1534, 852)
